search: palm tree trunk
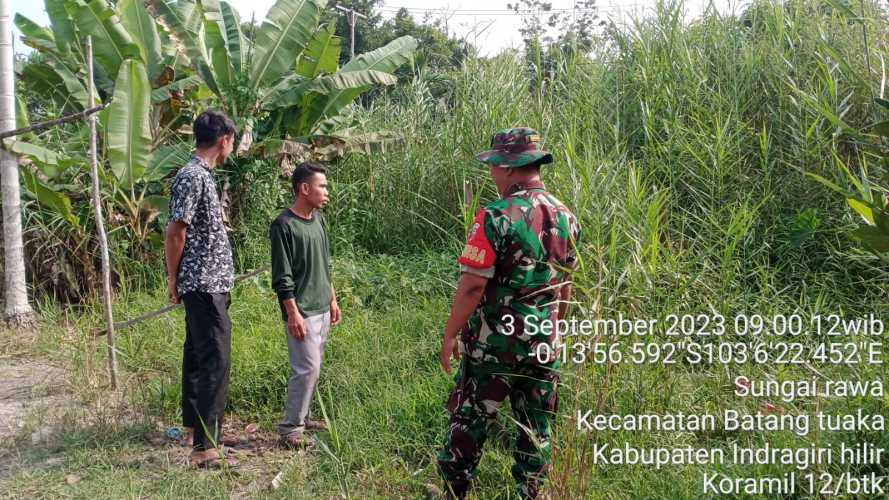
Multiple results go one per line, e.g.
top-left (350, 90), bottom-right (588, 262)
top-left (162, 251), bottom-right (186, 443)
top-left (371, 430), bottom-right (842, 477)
top-left (0, 0), bottom-right (36, 326)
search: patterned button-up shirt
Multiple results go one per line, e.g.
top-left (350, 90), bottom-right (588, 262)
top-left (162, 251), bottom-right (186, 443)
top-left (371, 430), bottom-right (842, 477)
top-left (167, 154), bottom-right (234, 295)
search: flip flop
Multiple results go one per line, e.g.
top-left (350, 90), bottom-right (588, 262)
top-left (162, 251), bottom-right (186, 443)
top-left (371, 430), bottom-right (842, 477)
top-left (193, 455), bottom-right (240, 470)
top-left (190, 448), bottom-right (240, 469)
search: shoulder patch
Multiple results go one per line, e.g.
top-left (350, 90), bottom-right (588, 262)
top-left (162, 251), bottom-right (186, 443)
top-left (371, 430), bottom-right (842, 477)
top-left (459, 209), bottom-right (496, 269)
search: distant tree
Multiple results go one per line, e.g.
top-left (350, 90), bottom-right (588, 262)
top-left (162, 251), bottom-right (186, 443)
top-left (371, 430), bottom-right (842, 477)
top-left (507, 0), bottom-right (603, 89)
top-left (371, 8), bottom-right (470, 70)
top-left (324, 3), bottom-right (470, 71)
top-left (508, 0), bottom-right (601, 53)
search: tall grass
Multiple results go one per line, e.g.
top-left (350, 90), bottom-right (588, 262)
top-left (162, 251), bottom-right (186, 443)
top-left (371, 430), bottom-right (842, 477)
top-left (324, 2), bottom-right (889, 495)
top-left (334, 0), bottom-right (888, 302)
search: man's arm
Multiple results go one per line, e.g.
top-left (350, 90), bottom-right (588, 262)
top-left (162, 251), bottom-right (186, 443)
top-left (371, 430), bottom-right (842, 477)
top-left (271, 223), bottom-right (306, 339)
top-left (165, 221), bottom-right (187, 304)
top-left (166, 170), bottom-right (201, 304)
top-left (439, 272), bottom-right (488, 374)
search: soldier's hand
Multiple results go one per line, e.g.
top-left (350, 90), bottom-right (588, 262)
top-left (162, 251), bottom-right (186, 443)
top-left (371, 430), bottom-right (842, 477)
top-left (287, 313), bottom-right (307, 340)
top-left (440, 334), bottom-right (461, 374)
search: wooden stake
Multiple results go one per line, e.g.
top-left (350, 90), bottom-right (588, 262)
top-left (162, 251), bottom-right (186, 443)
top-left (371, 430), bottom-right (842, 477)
top-left (86, 36), bottom-right (118, 389)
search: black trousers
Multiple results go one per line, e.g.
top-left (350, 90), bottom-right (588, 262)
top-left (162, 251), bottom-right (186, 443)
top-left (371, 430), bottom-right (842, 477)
top-left (181, 291), bottom-right (232, 451)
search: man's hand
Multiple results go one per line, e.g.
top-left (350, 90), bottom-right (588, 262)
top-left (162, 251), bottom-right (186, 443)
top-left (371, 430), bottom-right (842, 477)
top-left (330, 299), bottom-right (342, 326)
top-left (165, 221), bottom-right (187, 304)
top-left (168, 277), bottom-right (180, 304)
top-left (439, 333), bottom-right (461, 374)
top-left (439, 272), bottom-right (487, 375)
top-left (287, 312), bottom-right (307, 340)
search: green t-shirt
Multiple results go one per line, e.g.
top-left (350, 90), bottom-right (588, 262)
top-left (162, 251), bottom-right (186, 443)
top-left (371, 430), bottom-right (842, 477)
top-left (269, 208), bottom-right (331, 320)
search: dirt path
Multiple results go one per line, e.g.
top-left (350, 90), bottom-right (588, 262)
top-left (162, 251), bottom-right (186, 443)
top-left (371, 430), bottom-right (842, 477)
top-left (0, 360), bottom-right (69, 441)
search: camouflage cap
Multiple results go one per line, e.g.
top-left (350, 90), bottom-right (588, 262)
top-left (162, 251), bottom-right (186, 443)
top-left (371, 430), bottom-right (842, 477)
top-left (475, 127), bottom-right (553, 168)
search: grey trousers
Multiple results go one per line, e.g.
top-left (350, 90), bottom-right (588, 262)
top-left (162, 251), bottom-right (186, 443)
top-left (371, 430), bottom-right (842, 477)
top-left (279, 311), bottom-right (331, 436)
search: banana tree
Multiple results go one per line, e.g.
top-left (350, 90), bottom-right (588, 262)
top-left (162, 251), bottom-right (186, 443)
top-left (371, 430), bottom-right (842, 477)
top-left (12, 0), bottom-right (197, 294)
top-left (151, 0), bottom-right (417, 150)
top-left (16, 0), bottom-right (198, 157)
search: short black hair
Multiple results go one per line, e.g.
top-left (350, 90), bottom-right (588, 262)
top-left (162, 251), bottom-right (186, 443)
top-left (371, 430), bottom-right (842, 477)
top-left (516, 159), bottom-right (545, 173)
top-left (193, 109), bottom-right (236, 148)
top-left (292, 162), bottom-right (328, 196)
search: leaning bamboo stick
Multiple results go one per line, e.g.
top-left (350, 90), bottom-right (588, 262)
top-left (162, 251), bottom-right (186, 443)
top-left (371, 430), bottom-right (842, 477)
top-left (86, 36), bottom-right (118, 389)
top-left (92, 266), bottom-right (270, 337)
top-left (0, 102), bottom-right (111, 140)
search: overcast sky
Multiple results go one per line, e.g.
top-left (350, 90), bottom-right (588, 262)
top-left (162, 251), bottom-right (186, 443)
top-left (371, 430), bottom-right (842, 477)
top-left (13, 0), bottom-right (744, 57)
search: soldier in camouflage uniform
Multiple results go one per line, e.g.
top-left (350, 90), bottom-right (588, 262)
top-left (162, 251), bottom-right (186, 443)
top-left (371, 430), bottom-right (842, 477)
top-left (437, 128), bottom-right (581, 499)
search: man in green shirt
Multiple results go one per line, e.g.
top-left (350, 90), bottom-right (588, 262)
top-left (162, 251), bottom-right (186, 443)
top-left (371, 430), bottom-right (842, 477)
top-left (270, 161), bottom-right (342, 447)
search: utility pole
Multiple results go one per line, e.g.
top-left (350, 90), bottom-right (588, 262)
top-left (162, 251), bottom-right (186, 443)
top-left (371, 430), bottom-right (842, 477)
top-left (335, 4), bottom-right (367, 60)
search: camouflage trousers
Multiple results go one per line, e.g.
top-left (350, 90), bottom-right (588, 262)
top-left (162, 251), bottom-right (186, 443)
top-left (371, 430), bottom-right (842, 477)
top-left (437, 359), bottom-right (560, 499)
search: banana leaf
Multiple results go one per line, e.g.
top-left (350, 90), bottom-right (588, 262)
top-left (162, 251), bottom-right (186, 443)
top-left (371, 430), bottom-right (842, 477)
top-left (107, 60), bottom-right (153, 187)
top-left (119, 0), bottom-right (163, 82)
top-left (203, 2), bottom-right (236, 94)
top-left (250, 0), bottom-right (325, 91)
top-left (297, 22), bottom-right (340, 79)
top-left (145, 142), bottom-right (191, 181)
top-left (13, 14), bottom-right (58, 54)
top-left (262, 70), bottom-right (395, 111)
top-left (152, 0), bottom-right (220, 95)
top-left (21, 168), bottom-right (81, 228)
top-left (151, 75), bottom-right (203, 103)
top-left (295, 36), bottom-right (417, 135)
top-left (15, 96), bottom-right (29, 130)
top-left (45, 0), bottom-right (81, 58)
top-left (20, 63), bottom-right (89, 112)
top-left (2, 140), bottom-right (61, 166)
top-left (220, 1), bottom-right (245, 74)
top-left (71, 0), bottom-right (142, 79)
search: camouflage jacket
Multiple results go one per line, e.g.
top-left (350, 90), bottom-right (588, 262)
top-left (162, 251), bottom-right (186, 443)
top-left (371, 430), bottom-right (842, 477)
top-left (458, 180), bottom-right (581, 366)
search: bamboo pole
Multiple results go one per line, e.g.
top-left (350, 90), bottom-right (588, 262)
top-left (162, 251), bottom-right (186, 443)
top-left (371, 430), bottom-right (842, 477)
top-left (0, 102), bottom-right (111, 140)
top-left (86, 36), bottom-right (118, 389)
top-left (92, 266), bottom-right (269, 337)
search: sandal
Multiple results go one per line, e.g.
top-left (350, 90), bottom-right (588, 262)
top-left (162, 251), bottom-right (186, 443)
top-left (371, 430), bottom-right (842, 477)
top-left (279, 431), bottom-right (310, 449)
top-left (194, 455), bottom-right (240, 469)
top-left (190, 449), bottom-right (239, 469)
top-left (305, 419), bottom-right (328, 431)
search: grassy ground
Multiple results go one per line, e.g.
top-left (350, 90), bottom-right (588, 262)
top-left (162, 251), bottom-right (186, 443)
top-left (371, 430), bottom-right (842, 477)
top-left (1, 250), bottom-right (887, 499)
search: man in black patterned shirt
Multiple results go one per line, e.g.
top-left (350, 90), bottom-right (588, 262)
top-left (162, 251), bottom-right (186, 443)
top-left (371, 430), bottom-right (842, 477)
top-left (165, 110), bottom-right (236, 467)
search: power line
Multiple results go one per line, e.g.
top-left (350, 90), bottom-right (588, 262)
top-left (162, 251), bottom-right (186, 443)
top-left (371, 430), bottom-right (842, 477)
top-left (379, 3), bottom-right (648, 12)
top-left (376, 4), bottom-right (649, 17)
top-left (380, 7), bottom-right (599, 13)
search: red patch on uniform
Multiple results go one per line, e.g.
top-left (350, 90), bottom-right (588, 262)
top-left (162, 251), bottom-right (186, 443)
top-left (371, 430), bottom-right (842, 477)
top-left (459, 209), bottom-right (496, 268)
